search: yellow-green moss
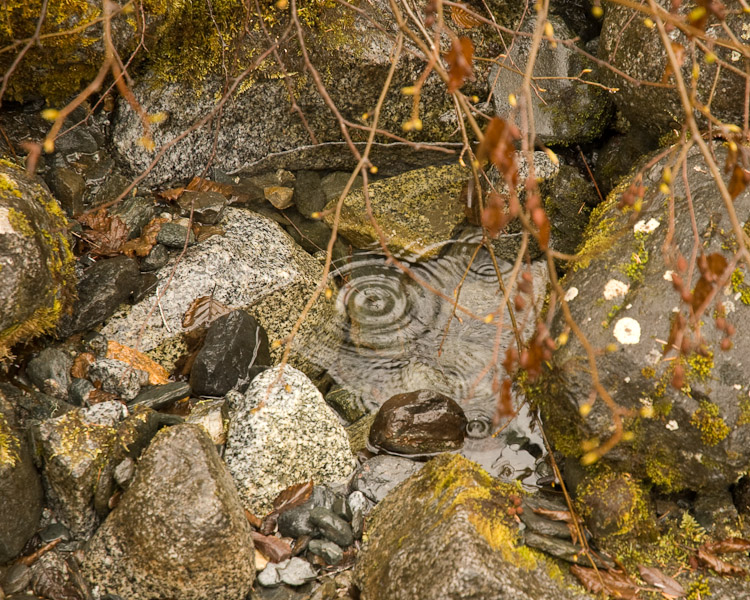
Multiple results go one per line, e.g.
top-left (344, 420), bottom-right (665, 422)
top-left (645, 453), bottom-right (685, 492)
top-left (686, 351), bottom-right (714, 383)
top-left (738, 395), bottom-right (750, 426)
top-left (641, 366), bottom-right (656, 379)
top-left (690, 399), bottom-right (729, 446)
top-left (0, 173), bottom-right (22, 197)
top-left (7, 207), bottom-right (34, 237)
top-left (686, 575), bottom-right (711, 600)
top-left (0, 413), bottom-right (20, 467)
top-left (622, 236), bottom-right (648, 283)
top-left (731, 268), bottom-right (750, 305)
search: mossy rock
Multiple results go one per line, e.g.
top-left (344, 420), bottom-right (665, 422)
top-left (532, 143), bottom-right (750, 492)
top-left (0, 161), bottom-right (75, 360)
top-left (354, 453), bottom-right (586, 600)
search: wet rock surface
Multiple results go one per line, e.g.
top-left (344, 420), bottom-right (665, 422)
top-left (368, 389), bottom-right (467, 456)
top-left (81, 424), bottom-right (255, 600)
top-left (349, 455), bottom-right (424, 504)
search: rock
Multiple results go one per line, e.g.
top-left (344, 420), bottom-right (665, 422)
top-left (598, 0), bottom-right (748, 135)
top-left (325, 385), bottom-right (367, 424)
top-left (156, 221), bottom-right (195, 248)
top-left (99, 208), bottom-right (332, 376)
top-left (491, 15), bottom-right (611, 146)
top-left (111, 196), bottom-right (157, 239)
top-left (320, 172), bottom-right (363, 204)
top-left (44, 167), bottom-right (85, 216)
top-left (0, 162), bottom-right (75, 359)
top-left (368, 389), bottom-right (467, 456)
top-left (0, 395), bottom-right (43, 564)
top-left (349, 455), bottom-right (424, 504)
top-left (308, 539), bottom-right (343, 565)
top-left (68, 377), bottom-right (95, 406)
top-left (80, 424), bottom-right (255, 600)
top-left (309, 507), bottom-right (353, 548)
top-left (257, 563), bottom-right (282, 587)
top-left (26, 347), bottom-right (73, 401)
top-left (189, 310), bottom-right (271, 397)
top-left (277, 505), bottom-right (317, 539)
top-left (266, 186), bottom-right (295, 210)
top-left (594, 130), bottom-right (658, 197)
top-left (82, 332), bottom-right (108, 359)
top-left (177, 190), bottom-right (227, 224)
top-left (354, 453), bottom-right (587, 600)
top-left (88, 358), bottom-right (149, 401)
top-left (535, 144), bottom-right (750, 492)
top-left (2, 563), bottom-right (31, 595)
top-left (322, 163), bottom-right (469, 259)
top-left (224, 365), bottom-right (355, 514)
top-left (129, 381), bottom-right (191, 410)
top-left (59, 255), bottom-right (141, 336)
top-left (293, 171), bottom-right (326, 218)
top-left (185, 398), bottom-right (229, 445)
top-left (545, 165), bottom-right (598, 257)
top-left (277, 558), bottom-right (317, 586)
top-left (140, 243), bottom-right (170, 271)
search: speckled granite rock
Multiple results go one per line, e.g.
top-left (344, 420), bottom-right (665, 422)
top-left (354, 454), bottom-right (587, 600)
top-left (100, 208), bottom-right (333, 375)
top-left (81, 424), bottom-right (255, 600)
top-left (224, 365), bottom-right (355, 514)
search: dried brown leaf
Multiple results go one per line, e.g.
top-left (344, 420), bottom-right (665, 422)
top-left (570, 565), bottom-right (641, 599)
top-left (273, 481), bottom-right (314, 513)
top-left (476, 117), bottom-right (520, 187)
top-left (244, 508), bottom-right (263, 530)
top-left (728, 164), bottom-right (750, 200)
top-left (121, 216), bottom-right (168, 258)
top-left (446, 37), bottom-right (474, 93)
top-left (532, 508), bottom-right (577, 523)
top-left (662, 42), bottom-right (685, 82)
top-left (193, 224), bottom-right (225, 243)
top-left (702, 537), bottom-right (750, 554)
top-left (697, 547), bottom-right (747, 576)
top-left (70, 352), bottom-right (95, 379)
top-left (182, 296), bottom-right (231, 331)
top-left (106, 340), bottom-right (169, 385)
top-left (158, 187), bottom-right (185, 201)
top-left (637, 565), bottom-right (685, 598)
top-left (186, 176), bottom-right (234, 198)
top-left (79, 209), bottom-right (130, 257)
top-left (481, 192), bottom-right (510, 238)
top-left (450, 5), bottom-right (483, 28)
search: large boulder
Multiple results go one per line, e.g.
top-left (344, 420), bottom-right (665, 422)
top-left (224, 365), bottom-right (355, 514)
top-left (354, 453), bottom-right (587, 600)
top-left (598, 0), bottom-right (748, 135)
top-left (535, 144), bottom-right (750, 492)
top-left (81, 424), bottom-right (255, 600)
top-left (0, 161), bottom-right (75, 360)
top-left (100, 207), bottom-right (332, 374)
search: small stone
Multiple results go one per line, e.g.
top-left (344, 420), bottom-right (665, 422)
top-left (156, 222), bottom-right (195, 248)
top-left (332, 495), bottom-right (352, 521)
top-left (308, 539), bottom-right (343, 565)
top-left (351, 510), bottom-right (364, 540)
top-left (186, 398), bottom-right (229, 445)
top-left (368, 390), bottom-right (467, 456)
top-left (349, 455), bottom-right (423, 504)
top-left (2, 563), bottom-right (31, 595)
top-left (277, 505), bottom-right (316, 538)
top-left (26, 348), bottom-right (73, 400)
top-left (45, 167), bottom-right (85, 216)
top-left (347, 491), bottom-right (372, 516)
top-left (69, 377), bottom-right (95, 406)
top-left (277, 557), bottom-right (317, 586)
top-left (293, 171), bottom-right (326, 218)
top-left (82, 332), bottom-right (108, 358)
top-left (309, 507), bottom-right (353, 547)
top-left (112, 196), bottom-right (156, 239)
top-left (140, 243), bottom-right (169, 272)
top-left (113, 458), bottom-right (135, 487)
top-left (264, 186), bottom-right (294, 210)
top-left (89, 358), bottom-right (149, 401)
top-left (320, 171), bottom-right (362, 203)
top-left (325, 385), bottom-right (367, 423)
top-left (39, 522), bottom-right (71, 544)
top-left (177, 190), bottom-right (227, 224)
top-left (257, 563), bottom-right (282, 587)
top-left (129, 381), bottom-right (191, 410)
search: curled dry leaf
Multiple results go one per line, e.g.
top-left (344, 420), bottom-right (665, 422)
top-left (78, 209), bottom-right (130, 257)
top-left (182, 296), bottom-right (231, 331)
top-left (481, 192), bottom-right (510, 238)
top-left (250, 531), bottom-right (292, 563)
top-left (477, 117), bottom-right (520, 187)
top-left (70, 352), bottom-right (96, 379)
top-left (450, 4), bottom-right (483, 28)
top-left (120, 216), bottom-right (168, 258)
top-left (186, 176), bottom-right (235, 198)
top-left (637, 565), bottom-right (685, 599)
top-left (697, 546), bottom-right (747, 576)
top-left (192, 224), bottom-right (225, 243)
top-left (728, 164), bottom-right (750, 200)
top-left (532, 508), bottom-right (577, 523)
top-left (570, 565), bottom-right (641, 599)
top-left (702, 537), bottom-right (750, 554)
top-left (158, 187), bottom-right (185, 201)
top-left (273, 480), bottom-right (314, 513)
top-left (446, 37), bottom-right (474, 93)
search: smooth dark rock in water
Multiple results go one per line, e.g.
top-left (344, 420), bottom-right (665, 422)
top-left (26, 347), bottom-right (73, 400)
top-left (80, 424), bottom-right (255, 600)
top-left (354, 454), bottom-right (587, 600)
top-left (156, 221), bottom-right (195, 248)
top-left (129, 381), bottom-right (191, 410)
top-left (190, 310), bottom-right (270, 397)
top-left (177, 190), bottom-right (227, 224)
top-left (60, 255), bottom-right (141, 336)
top-left (368, 389), bottom-right (467, 456)
top-left (308, 538), bottom-right (343, 565)
top-left (325, 385), bottom-right (367, 424)
top-left (309, 506), bottom-right (353, 548)
top-left (349, 455), bottom-right (423, 504)
top-left (0, 395), bottom-right (43, 564)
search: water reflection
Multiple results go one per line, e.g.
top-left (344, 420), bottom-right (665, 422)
top-left (294, 231), bottom-right (548, 487)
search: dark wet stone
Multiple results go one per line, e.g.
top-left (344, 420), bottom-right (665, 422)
top-left (278, 505), bottom-right (316, 538)
top-left (60, 255), bottom-right (141, 336)
top-left (44, 167), bottom-right (85, 216)
top-left (26, 347), bottom-right (73, 401)
top-left (368, 390), bottom-right (467, 456)
top-left (594, 130), bottom-right (658, 197)
top-left (546, 165), bottom-right (597, 256)
top-left (40, 522), bottom-right (71, 544)
top-left (732, 475), bottom-right (750, 516)
top-left (68, 377), bottom-right (95, 406)
top-left (519, 502), bottom-right (573, 539)
top-left (310, 507), bottom-right (353, 547)
top-left (156, 222), bottom-right (195, 248)
top-left (293, 171), bottom-right (326, 218)
top-left (308, 538), bottom-right (343, 565)
top-left (320, 172), bottom-right (362, 204)
top-left (0, 396), bottom-right (43, 564)
top-left (88, 358), bottom-right (148, 401)
top-left (309, 485), bottom-right (337, 511)
top-left (325, 385), bottom-right (367, 424)
top-left (80, 424), bottom-right (255, 600)
top-left (140, 243), bottom-right (169, 271)
top-left (282, 210), bottom-right (341, 257)
top-left (351, 510), bottom-right (364, 541)
top-left (524, 532), bottom-right (614, 570)
top-left (53, 124), bottom-right (98, 155)
top-left (332, 495), bottom-right (352, 521)
top-left (2, 563), bottom-right (31, 595)
top-left (190, 310), bottom-right (270, 397)
top-left (693, 488), bottom-right (738, 536)
top-left (111, 195), bottom-right (157, 239)
top-left (129, 381), bottom-right (191, 410)
top-left (355, 454), bottom-right (587, 600)
top-left (349, 455), bottom-right (423, 504)
top-left (81, 331), bottom-right (108, 358)
top-left (177, 190), bottom-right (227, 224)
top-left (133, 272), bottom-right (158, 304)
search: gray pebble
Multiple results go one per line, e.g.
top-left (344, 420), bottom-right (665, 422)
top-left (277, 557), bottom-right (317, 586)
top-left (157, 222), bottom-right (195, 248)
top-left (308, 539), bottom-right (343, 565)
top-left (310, 507), bottom-right (353, 547)
top-left (257, 563), bottom-right (282, 587)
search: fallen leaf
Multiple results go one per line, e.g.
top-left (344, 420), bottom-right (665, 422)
top-left (186, 176), bottom-right (235, 198)
top-left (245, 508), bottom-right (263, 530)
top-left (450, 4), bottom-right (483, 28)
top-left (476, 117), bottom-right (520, 187)
top-left (728, 164), bottom-right (750, 200)
top-left (446, 37), bottom-right (474, 93)
top-left (120, 216), bottom-right (168, 258)
top-left (697, 546), bottom-right (747, 576)
top-left (702, 537), bottom-right (750, 554)
top-left (106, 340), bottom-right (169, 385)
top-left (71, 352), bottom-right (95, 379)
top-left (532, 508), bottom-right (577, 523)
top-left (638, 565), bottom-right (685, 598)
top-left (192, 224), bottom-right (225, 243)
top-left (273, 481), bottom-right (314, 513)
top-left (570, 565), bottom-right (641, 599)
top-left (158, 187), bottom-right (185, 201)
top-left (78, 209), bottom-right (130, 256)
top-left (481, 192), bottom-right (510, 237)
top-left (182, 296), bottom-right (231, 331)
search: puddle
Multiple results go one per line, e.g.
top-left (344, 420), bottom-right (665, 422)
top-left (294, 231), bottom-right (548, 488)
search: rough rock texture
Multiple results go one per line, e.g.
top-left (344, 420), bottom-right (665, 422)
top-left (224, 365), bottom-right (355, 514)
top-left (81, 424), bottom-right (255, 600)
top-left (100, 208), bottom-right (332, 374)
top-left (0, 394), bottom-right (43, 563)
top-left (536, 144), bottom-right (750, 492)
top-left (26, 347), bottom-right (73, 401)
top-left (354, 454), bottom-right (586, 600)
top-left (599, 0), bottom-right (749, 135)
top-left (0, 161), bottom-right (75, 359)
top-left (111, 0), bottom-right (521, 187)
top-left (349, 455), bottom-right (424, 504)
top-left (492, 16), bottom-right (611, 146)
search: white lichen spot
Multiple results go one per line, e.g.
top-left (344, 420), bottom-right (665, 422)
top-left (666, 420), bottom-right (679, 431)
top-left (0, 207), bottom-right (12, 235)
top-left (603, 279), bottom-right (629, 300)
top-left (634, 218), bottom-right (660, 234)
top-left (731, 50), bottom-right (741, 62)
top-left (626, 304), bottom-right (632, 309)
top-left (639, 397), bottom-right (653, 408)
top-left (624, 376), bottom-right (631, 383)
top-left (663, 270), bottom-right (674, 281)
top-left (646, 349), bottom-right (662, 365)
top-left (723, 300), bottom-right (736, 314)
top-left (564, 287), bottom-right (579, 302)
top-left (734, 384), bottom-right (742, 391)
top-left (613, 317), bottom-right (641, 344)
